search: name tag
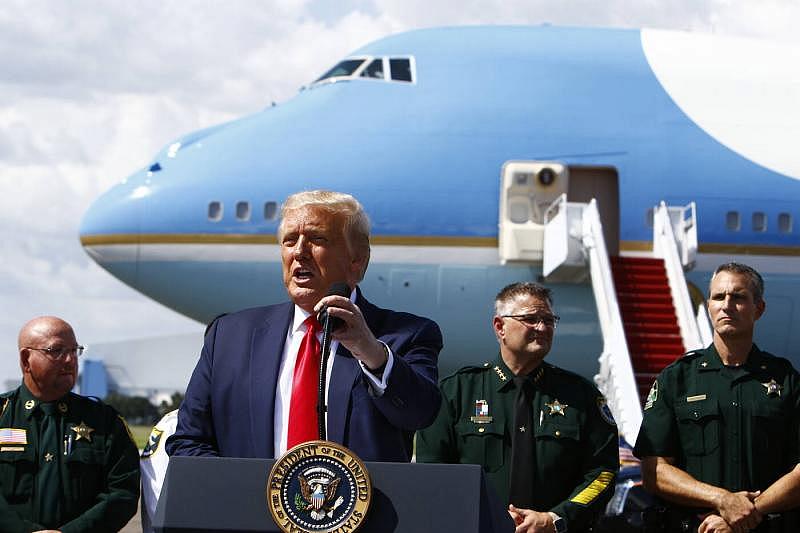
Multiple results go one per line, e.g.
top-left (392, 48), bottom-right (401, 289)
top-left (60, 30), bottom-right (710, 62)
top-left (1, 446), bottom-right (25, 452)
top-left (686, 394), bottom-right (707, 403)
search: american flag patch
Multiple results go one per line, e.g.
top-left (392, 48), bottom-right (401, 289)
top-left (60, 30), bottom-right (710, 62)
top-left (0, 428), bottom-right (27, 444)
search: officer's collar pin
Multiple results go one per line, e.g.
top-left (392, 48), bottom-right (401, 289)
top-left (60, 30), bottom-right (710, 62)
top-left (493, 366), bottom-right (507, 382)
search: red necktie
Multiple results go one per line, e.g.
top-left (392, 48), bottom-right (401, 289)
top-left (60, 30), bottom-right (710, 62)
top-left (287, 315), bottom-right (321, 449)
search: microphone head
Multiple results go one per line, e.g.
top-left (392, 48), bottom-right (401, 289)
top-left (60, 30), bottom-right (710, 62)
top-left (328, 282), bottom-right (351, 298)
top-left (317, 282), bottom-right (350, 328)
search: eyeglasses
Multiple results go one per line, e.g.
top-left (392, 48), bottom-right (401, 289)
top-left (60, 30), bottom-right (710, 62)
top-left (25, 345), bottom-right (85, 361)
top-left (501, 314), bottom-right (560, 328)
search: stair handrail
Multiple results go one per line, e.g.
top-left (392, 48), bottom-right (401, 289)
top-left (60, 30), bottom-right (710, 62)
top-left (696, 302), bottom-right (713, 346)
top-left (583, 199), bottom-right (642, 445)
top-left (653, 202), bottom-right (704, 351)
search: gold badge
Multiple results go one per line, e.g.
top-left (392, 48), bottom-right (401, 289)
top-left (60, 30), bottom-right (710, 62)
top-left (71, 421), bottom-right (95, 442)
top-left (545, 399), bottom-right (568, 416)
top-left (25, 400), bottom-right (35, 410)
top-left (762, 379), bottom-right (783, 397)
top-left (58, 402), bottom-right (68, 414)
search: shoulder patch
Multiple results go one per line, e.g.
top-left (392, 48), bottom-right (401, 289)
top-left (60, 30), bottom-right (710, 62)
top-left (141, 426), bottom-right (164, 459)
top-left (117, 414), bottom-right (137, 446)
top-left (596, 397), bottom-right (616, 426)
top-left (644, 380), bottom-right (658, 410)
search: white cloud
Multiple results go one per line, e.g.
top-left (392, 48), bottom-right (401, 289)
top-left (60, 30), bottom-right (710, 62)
top-left (1, 0), bottom-right (798, 384)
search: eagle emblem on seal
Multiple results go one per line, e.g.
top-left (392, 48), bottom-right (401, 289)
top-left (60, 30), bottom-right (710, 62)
top-left (295, 466), bottom-right (345, 520)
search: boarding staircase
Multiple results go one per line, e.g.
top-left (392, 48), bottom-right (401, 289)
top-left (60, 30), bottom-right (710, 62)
top-left (541, 197), bottom-right (710, 444)
top-left (612, 257), bottom-right (686, 401)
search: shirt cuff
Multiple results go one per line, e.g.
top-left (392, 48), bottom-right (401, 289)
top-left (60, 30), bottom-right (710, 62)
top-left (359, 342), bottom-right (394, 394)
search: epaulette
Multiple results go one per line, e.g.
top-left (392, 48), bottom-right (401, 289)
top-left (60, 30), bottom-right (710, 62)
top-left (441, 362), bottom-right (493, 382)
top-left (681, 350), bottom-right (704, 360)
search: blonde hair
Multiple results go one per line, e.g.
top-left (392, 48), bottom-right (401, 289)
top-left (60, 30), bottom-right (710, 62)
top-left (278, 190), bottom-right (371, 280)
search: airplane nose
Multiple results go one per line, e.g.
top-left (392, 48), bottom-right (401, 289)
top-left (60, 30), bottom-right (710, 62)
top-left (79, 170), bottom-right (150, 287)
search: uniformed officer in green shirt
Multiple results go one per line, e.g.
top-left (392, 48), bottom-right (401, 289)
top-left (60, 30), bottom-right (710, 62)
top-left (634, 263), bottom-right (800, 533)
top-left (417, 282), bottom-right (619, 533)
top-left (0, 316), bottom-right (140, 532)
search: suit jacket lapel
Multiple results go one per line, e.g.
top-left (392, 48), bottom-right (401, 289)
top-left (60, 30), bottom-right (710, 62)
top-left (249, 302), bottom-right (293, 457)
top-left (327, 290), bottom-right (381, 444)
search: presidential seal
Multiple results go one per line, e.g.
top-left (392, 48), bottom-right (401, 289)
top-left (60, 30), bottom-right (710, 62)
top-left (266, 441), bottom-right (371, 533)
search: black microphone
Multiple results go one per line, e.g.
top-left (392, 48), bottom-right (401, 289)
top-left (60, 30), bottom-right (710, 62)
top-left (317, 282), bottom-right (350, 331)
top-left (317, 282), bottom-right (350, 440)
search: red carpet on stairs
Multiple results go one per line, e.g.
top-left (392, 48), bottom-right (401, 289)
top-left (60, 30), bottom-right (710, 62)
top-left (611, 256), bottom-right (686, 404)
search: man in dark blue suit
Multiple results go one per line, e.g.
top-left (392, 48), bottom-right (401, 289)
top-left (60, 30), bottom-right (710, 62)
top-left (167, 190), bottom-right (442, 462)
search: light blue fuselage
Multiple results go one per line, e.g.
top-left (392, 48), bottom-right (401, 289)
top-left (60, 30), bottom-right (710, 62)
top-left (80, 26), bottom-right (800, 378)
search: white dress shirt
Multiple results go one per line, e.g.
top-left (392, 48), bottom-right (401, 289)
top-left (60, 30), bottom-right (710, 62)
top-left (273, 288), bottom-right (394, 455)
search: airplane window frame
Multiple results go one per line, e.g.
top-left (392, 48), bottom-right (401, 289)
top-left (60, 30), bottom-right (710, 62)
top-left (778, 212), bottom-right (793, 234)
top-left (725, 211), bottom-right (740, 232)
top-left (264, 201), bottom-right (278, 221)
top-left (752, 211), bottom-right (767, 232)
top-left (360, 58), bottom-right (387, 80)
top-left (236, 201), bottom-right (251, 222)
top-left (208, 201), bottom-right (223, 222)
top-left (313, 55), bottom-right (416, 86)
top-left (389, 57), bottom-right (415, 83)
top-left (314, 57), bottom-right (368, 84)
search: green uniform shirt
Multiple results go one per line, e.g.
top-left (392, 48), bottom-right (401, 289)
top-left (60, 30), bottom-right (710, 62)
top-left (416, 357), bottom-right (619, 531)
top-left (634, 344), bottom-right (800, 494)
top-left (0, 384), bottom-right (140, 532)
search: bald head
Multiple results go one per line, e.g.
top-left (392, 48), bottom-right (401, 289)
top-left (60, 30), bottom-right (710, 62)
top-left (18, 316), bottom-right (75, 350)
top-left (19, 316), bottom-right (79, 401)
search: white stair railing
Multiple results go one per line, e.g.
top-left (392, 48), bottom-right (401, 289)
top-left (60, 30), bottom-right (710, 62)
top-left (582, 200), bottom-right (642, 445)
top-left (652, 202), bottom-right (705, 351)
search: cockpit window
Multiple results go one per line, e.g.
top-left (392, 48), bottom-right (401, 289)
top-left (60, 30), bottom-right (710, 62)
top-left (389, 58), bottom-right (412, 82)
top-left (360, 59), bottom-right (385, 79)
top-left (313, 56), bottom-right (415, 85)
top-left (315, 59), bottom-right (365, 83)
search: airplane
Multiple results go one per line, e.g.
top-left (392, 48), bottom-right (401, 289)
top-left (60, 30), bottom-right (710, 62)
top-left (79, 25), bottom-right (800, 446)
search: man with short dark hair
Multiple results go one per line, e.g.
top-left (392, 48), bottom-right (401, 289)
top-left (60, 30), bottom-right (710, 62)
top-left (417, 282), bottom-right (619, 532)
top-left (0, 316), bottom-right (140, 532)
top-left (168, 190), bottom-right (442, 462)
top-left (635, 263), bottom-right (800, 533)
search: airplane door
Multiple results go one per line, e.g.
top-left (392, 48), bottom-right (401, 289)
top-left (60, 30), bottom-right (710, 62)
top-left (567, 167), bottom-right (620, 256)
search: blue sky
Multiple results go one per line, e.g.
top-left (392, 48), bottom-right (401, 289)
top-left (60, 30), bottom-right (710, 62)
top-left (1, 0), bottom-right (798, 384)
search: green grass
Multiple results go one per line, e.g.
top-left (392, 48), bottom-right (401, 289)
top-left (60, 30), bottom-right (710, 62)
top-left (130, 424), bottom-right (153, 450)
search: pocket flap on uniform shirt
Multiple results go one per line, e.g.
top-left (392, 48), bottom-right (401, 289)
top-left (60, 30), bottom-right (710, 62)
top-left (752, 402), bottom-right (783, 418)
top-left (66, 447), bottom-right (104, 465)
top-left (535, 420), bottom-right (580, 441)
top-left (675, 397), bottom-right (719, 422)
top-left (455, 418), bottom-right (504, 437)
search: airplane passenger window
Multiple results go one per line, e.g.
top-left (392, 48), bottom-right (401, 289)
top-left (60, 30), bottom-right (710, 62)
top-left (389, 58), bottom-right (413, 82)
top-left (264, 201), bottom-right (278, 220)
top-left (752, 212), bottom-right (766, 232)
top-left (726, 211), bottom-right (740, 231)
top-left (360, 59), bottom-right (385, 79)
top-left (208, 201), bottom-right (223, 222)
top-left (236, 201), bottom-right (251, 221)
top-left (778, 213), bottom-right (792, 233)
top-left (315, 59), bottom-right (365, 83)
